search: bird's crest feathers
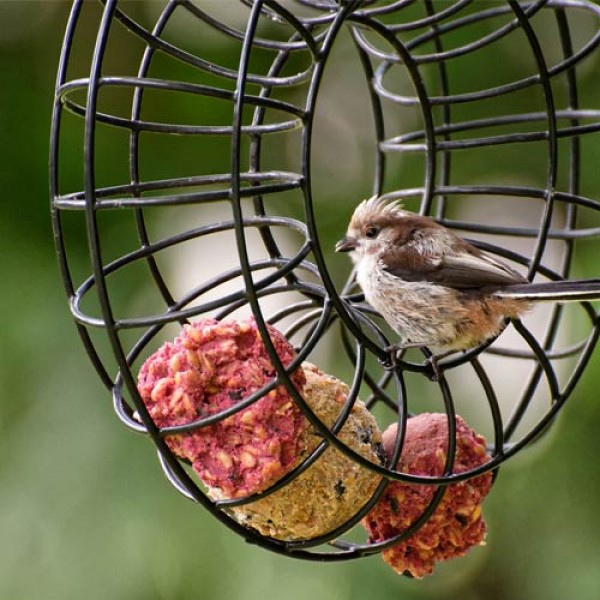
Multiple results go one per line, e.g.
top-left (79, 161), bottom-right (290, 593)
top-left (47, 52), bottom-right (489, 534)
top-left (349, 196), bottom-right (407, 228)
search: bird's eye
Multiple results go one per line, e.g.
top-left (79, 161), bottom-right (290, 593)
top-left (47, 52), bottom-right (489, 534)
top-left (364, 225), bottom-right (379, 239)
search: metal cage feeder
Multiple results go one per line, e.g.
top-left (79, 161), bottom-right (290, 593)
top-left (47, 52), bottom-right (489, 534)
top-left (50, 0), bottom-right (600, 565)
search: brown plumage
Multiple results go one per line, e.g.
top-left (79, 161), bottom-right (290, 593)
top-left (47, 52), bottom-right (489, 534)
top-left (336, 197), bottom-right (600, 358)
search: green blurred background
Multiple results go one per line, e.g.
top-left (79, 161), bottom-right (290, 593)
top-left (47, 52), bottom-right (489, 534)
top-left (2, 2), bottom-right (600, 599)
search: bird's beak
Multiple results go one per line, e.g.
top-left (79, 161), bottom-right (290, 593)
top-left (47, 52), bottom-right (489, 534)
top-left (335, 236), bottom-right (358, 253)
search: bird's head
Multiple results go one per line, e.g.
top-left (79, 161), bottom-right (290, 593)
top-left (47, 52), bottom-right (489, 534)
top-left (335, 196), bottom-right (409, 262)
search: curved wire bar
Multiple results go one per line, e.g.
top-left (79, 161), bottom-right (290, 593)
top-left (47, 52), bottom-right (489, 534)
top-left (50, 0), bottom-right (600, 563)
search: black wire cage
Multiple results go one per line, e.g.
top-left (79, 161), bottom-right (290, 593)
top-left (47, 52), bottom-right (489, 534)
top-left (50, 0), bottom-right (600, 564)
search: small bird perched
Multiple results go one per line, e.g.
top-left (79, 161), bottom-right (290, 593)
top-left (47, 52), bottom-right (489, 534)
top-left (336, 196), bottom-right (600, 373)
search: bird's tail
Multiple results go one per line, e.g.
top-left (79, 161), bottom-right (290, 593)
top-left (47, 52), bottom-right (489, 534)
top-left (492, 278), bottom-right (600, 303)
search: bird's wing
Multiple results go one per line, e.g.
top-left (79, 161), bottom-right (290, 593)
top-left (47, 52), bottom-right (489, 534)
top-left (381, 231), bottom-right (527, 289)
top-left (437, 250), bottom-right (527, 288)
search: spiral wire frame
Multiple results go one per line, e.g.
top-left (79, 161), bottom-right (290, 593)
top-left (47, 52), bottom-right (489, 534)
top-left (51, 0), bottom-right (600, 560)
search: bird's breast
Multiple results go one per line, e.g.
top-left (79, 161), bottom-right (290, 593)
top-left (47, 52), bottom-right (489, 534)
top-left (354, 260), bottom-right (472, 347)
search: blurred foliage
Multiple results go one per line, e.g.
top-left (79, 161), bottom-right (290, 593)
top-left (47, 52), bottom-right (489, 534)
top-left (2, 2), bottom-right (600, 600)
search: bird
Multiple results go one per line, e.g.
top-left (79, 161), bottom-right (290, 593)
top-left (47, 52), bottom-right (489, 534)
top-left (335, 196), bottom-right (600, 376)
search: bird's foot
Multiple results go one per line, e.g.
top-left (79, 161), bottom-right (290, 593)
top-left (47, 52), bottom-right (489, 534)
top-left (379, 345), bottom-right (401, 371)
top-left (380, 343), bottom-right (425, 371)
top-left (424, 354), bottom-right (442, 382)
top-left (380, 345), bottom-right (451, 381)
top-left (423, 350), bottom-right (457, 381)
